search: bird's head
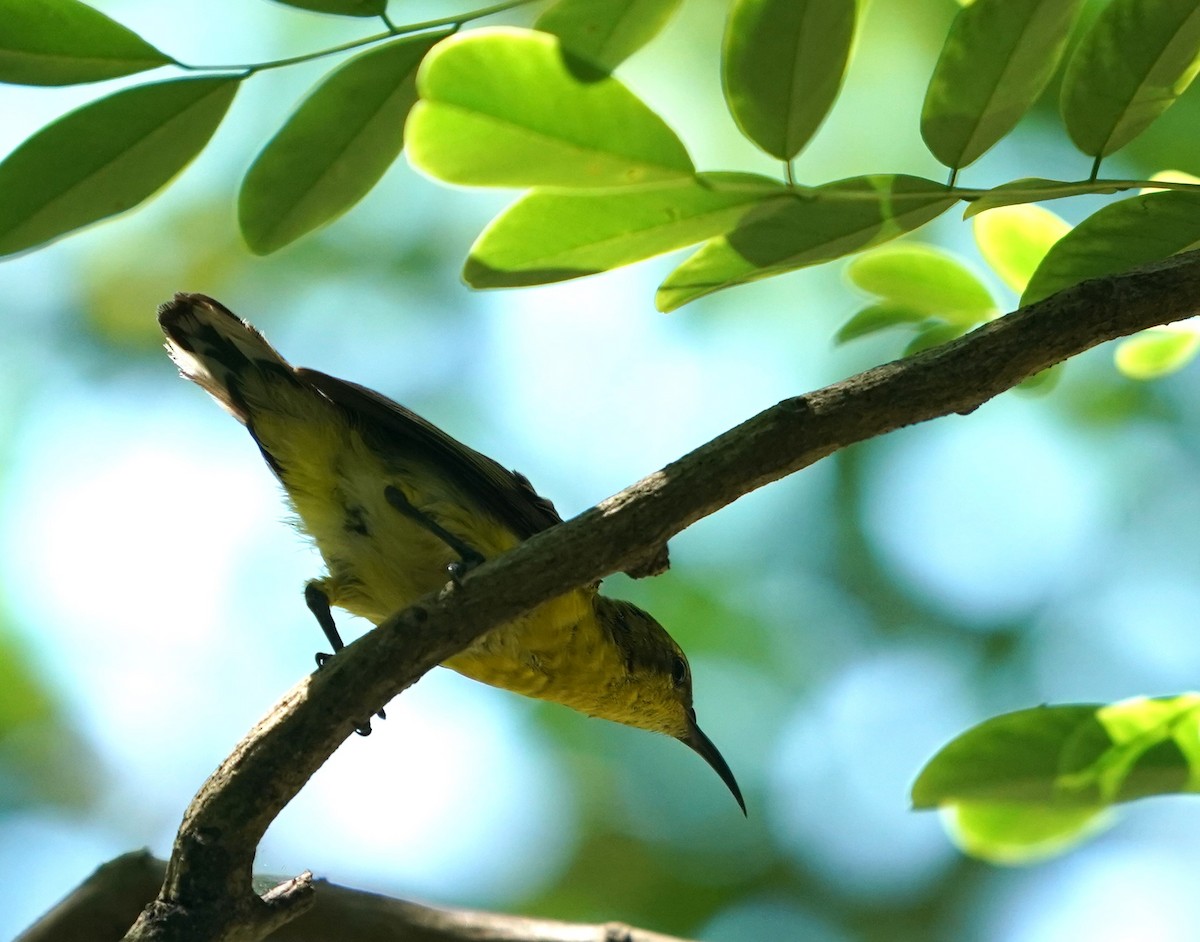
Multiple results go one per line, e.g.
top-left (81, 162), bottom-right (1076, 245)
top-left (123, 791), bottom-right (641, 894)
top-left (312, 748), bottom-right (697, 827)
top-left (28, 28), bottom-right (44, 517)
top-left (593, 596), bottom-right (745, 814)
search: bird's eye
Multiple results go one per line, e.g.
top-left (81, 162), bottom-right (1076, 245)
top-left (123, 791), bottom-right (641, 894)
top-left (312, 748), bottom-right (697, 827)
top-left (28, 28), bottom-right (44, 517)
top-left (671, 655), bottom-right (688, 687)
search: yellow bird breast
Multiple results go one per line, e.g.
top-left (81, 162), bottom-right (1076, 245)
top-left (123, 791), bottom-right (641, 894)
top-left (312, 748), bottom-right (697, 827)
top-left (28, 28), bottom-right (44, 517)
top-left (251, 396), bottom-right (615, 705)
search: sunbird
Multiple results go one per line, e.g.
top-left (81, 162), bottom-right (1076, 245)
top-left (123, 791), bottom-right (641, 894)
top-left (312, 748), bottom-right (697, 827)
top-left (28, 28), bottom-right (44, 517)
top-left (158, 293), bottom-right (744, 813)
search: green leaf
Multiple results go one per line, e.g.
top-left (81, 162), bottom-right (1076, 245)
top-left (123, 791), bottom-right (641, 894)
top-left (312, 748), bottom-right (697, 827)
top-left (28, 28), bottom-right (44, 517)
top-left (240, 32), bottom-right (448, 255)
top-left (465, 172), bottom-right (786, 287)
top-left (0, 77), bottom-right (240, 256)
top-left (0, 625), bottom-right (100, 812)
top-left (1058, 695), bottom-right (1200, 802)
top-left (0, 0), bottom-right (172, 86)
top-left (1016, 363), bottom-right (1064, 393)
top-left (1022, 190), bottom-right (1200, 305)
top-left (962, 177), bottom-right (1130, 218)
top-left (918, 697), bottom-right (1200, 812)
top-left (921, 0), bottom-right (1084, 169)
top-left (1061, 0), bottom-right (1200, 158)
top-left (1115, 325), bottom-right (1200, 379)
top-left (407, 27), bottom-right (693, 188)
top-left (656, 175), bottom-right (956, 311)
top-left (722, 0), bottom-right (857, 161)
top-left (973, 203), bottom-right (1071, 293)
top-left (846, 244), bottom-right (996, 326)
top-left (920, 697), bottom-right (1200, 862)
top-left (913, 705), bottom-right (1105, 809)
top-left (266, 0), bottom-right (386, 16)
top-left (903, 321), bottom-right (967, 355)
top-left (535, 0), bottom-right (682, 70)
top-left (834, 302), bottom-right (931, 344)
top-left (943, 802), bottom-right (1112, 865)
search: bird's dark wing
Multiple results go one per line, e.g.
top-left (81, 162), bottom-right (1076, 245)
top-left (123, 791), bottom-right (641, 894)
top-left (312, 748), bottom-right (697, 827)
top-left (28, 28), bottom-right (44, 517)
top-left (297, 367), bottom-right (563, 540)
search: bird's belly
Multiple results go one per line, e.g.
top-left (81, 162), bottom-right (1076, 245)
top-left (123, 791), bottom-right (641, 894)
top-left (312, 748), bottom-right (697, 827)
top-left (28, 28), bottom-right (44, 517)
top-left (273, 427), bottom-right (598, 701)
top-left (444, 588), bottom-right (598, 697)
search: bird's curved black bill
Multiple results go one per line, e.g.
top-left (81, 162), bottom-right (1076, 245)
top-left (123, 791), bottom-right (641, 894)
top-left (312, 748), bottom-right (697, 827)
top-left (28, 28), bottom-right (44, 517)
top-left (684, 715), bottom-right (746, 815)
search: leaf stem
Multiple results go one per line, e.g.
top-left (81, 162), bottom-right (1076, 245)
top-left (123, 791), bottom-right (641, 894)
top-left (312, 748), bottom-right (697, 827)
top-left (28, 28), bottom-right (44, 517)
top-left (175, 0), bottom-right (533, 74)
top-left (178, 31), bottom-right (391, 74)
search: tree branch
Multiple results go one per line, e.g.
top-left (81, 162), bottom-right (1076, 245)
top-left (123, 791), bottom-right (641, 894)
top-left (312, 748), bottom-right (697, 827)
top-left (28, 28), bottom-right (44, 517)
top-left (124, 250), bottom-right (1200, 940)
top-left (23, 852), bottom-right (691, 942)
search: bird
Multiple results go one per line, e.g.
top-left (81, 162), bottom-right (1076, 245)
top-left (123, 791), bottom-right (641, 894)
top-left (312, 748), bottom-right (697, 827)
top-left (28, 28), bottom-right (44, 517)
top-left (158, 292), bottom-right (744, 813)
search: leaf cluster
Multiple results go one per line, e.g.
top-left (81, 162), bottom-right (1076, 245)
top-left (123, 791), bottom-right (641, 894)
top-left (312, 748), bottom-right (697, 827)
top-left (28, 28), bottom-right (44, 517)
top-left (3, 0), bottom-right (1199, 318)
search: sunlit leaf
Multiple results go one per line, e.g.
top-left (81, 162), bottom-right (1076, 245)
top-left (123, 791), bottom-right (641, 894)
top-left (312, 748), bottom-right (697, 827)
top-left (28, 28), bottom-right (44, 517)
top-left (0, 76), bottom-right (240, 256)
top-left (1058, 696), bottom-right (1200, 802)
top-left (656, 175), bottom-right (956, 311)
top-left (943, 802), bottom-right (1112, 865)
top-left (0, 0), bottom-right (172, 85)
top-left (722, 0), bottom-right (857, 160)
top-left (847, 244), bottom-right (995, 325)
top-left (1061, 0), bottom-right (1200, 158)
top-left (1022, 190), bottom-right (1200, 305)
top-left (1144, 169), bottom-right (1200, 189)
top-left (465, 172), bottom-right (786, 287)
top-left (240, 32), bottom-right (448, 254)
top-left (535, 0), bottom-right (682, 69)
top-left (267, 0), bottom-right (386, 16)
top-left (1115, 326), bottom-right (1200, 379)
top-left (922, 0), bottom-right (1084, 169)
top-left (407, 27), bottom-right (693, 188)
top-left (834, 302), bottom-right (930, 344)
top-left (973, 203), bottom-right (1071, 293)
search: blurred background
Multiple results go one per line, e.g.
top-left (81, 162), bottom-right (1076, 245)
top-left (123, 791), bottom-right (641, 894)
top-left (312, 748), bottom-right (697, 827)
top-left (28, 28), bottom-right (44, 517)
top-left (3, 0), bottom-right (1200, 939)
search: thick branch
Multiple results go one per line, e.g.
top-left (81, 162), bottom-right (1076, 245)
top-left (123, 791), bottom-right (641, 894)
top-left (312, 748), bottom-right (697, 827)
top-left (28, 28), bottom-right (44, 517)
top-left (125, 250), bottom-right (1200, 940)
top-left (26, 852), bottom-right (690, 942)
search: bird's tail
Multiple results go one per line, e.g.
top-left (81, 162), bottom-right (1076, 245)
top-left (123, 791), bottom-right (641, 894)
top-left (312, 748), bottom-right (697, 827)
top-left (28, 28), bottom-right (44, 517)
top-left (158, 292), bottom-right (297, 425)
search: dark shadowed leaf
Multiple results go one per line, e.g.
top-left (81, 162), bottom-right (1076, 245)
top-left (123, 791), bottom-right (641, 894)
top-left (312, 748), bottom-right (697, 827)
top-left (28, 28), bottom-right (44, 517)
top-left (912, 704), bottom-right (1106, 809)
top-left (535, 0), bottom-right (682, 69)
top-left (1061, 0), bottom-right (1200, 158)
top-left (267, 0), bottom-right (387, 16)
top-left (903, 321), bottom-right (968, 355)
top-left (834, 302), bottom-right (931, 344)
top-left (0, 77), bottom-right (240, 255)
top-left (0, 0), bottom-right (172, 86)
top-left (0, 623), bottom-right (102, 812)
top-left (722, 0), bottom-right (857, 160)
top-left (1022, 190), bottom-right (1200, 305)
top-left (407, 27), bottom-right (693, 188)
top-left (240, 31), bottom-right (449, 254)
top-left (465, 172), bottom-right (786, 287)
top-left (922, 0), bottom-right (1084, 169)
top-left (656, 175), bottom-right (956, 311)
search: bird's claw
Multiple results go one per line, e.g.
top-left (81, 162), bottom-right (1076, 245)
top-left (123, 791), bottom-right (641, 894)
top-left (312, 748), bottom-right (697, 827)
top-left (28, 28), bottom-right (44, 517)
top-left (314, 650), bottom-right (386, 735)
